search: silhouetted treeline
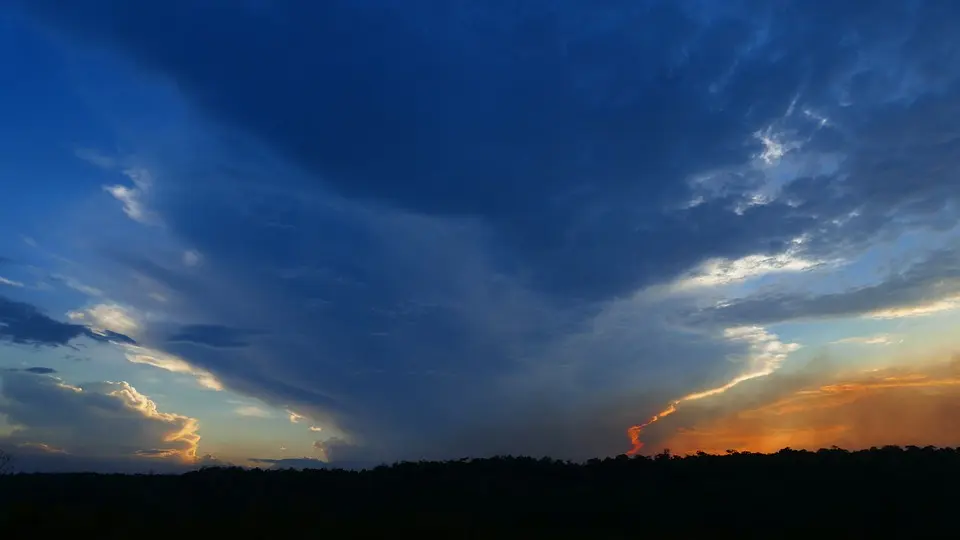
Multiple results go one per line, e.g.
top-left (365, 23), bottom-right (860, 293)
top-left (2, 446), bottom-right (960, 537)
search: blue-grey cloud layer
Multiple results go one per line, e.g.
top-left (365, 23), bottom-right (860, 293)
top-left (695, 246), bottom-right (960, 325)
top-left (0, 295), bottom-right (134, 347)
top-left (12, 0), bottom-right (960, 462)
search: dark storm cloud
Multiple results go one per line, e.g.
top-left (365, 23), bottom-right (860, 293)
top-left (23, 1), bottom-right (960, 300)
top-left (0, 295), bottom-right (135, 347)
top-left (15, 0), bottom-right (895, 301)
top-left (17, 1), bottom-right (960, 462)
top-left (695, 246), bottom-right (960, 326)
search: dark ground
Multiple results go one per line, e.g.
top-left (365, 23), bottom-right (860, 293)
top-left (1, 446), bottom-right (957, 538)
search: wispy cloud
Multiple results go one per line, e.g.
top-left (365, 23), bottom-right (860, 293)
top-left (865, 295), bottom-right (960, 320)
top-left (0, 276), bottom-right (24, 288)
top-left (669, 236), bottom-right (833, 291)
top-left (235, 405), bottom-right (272, 418)
top-left (832, 334), bottom-right (901, 346)
top-left (74, 148), bottom-right (117, 170)
top-left (120, 344), bottom-right (223, 391)
top-left (50, 274), bottom-right (103, 297)
top-left (67, 303), bottom-right (141, 337)
top-left (103, 167), bottom-right (160, 225)
top-left (182, 250), bottom-right (202, 267)
top-left (627, 326), bottom-right (800, 454)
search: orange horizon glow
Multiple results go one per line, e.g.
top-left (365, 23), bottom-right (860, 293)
top-left (638, 365), bottom-right (960, 456)
top-left (625, 367), bottom-right (778, 455)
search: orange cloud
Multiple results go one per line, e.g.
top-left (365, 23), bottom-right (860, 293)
top-left (661, 365), bottom-right (960, 455)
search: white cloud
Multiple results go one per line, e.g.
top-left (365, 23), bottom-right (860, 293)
top-left (183, 250), bottom-right (202, 267)
top-left (104, 185), bottom-right (147, 222)
top-left (754, 127), bottom-right (796, 166)
top-left (682, 111), bottom-right (839, 214)
top-left (671, 243), bottom-right (827, 291)
top-left (67, 303), bottom-right (141, 337)
top-left (18, 442), bottom-right (67, 454)
top-left (833, 334), bottom-right (901, 346)
top-left (74, 148), bottom-right (116, 170)
top-left (0, 276), bottom-right (24, 288)
top-left (123, 167), bottom-right (153, 189)
top-left (78, 150), bottom-right (160, 225)
top-left (723, 325), bottom-right (801, 379)
top-left (235, 405), bottom-right (272, 418)
top-left (66, 303), bottom-right (221, 390)
top-left (120, 344), bottom-right (223, 391)
top-left (0, 371), bottom-right (200, 461)
top-left (52, 274), bottom-right (103, 297)
top-left (288, 411), bottom-right (304, 423)
top-left (864, 294), bottom-right (960, 320)
top-left (103, 167), bottom-right (159, 225)
top-left (309, 426), bottom-right (323, 432)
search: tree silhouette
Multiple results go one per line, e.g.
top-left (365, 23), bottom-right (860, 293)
top-left (0, 449), bottom-right (11, 475)
top-left (1, 446), bottom-right (960, 536)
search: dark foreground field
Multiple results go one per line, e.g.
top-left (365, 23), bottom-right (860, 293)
top-left (2, 446), bottom-right (959, 538)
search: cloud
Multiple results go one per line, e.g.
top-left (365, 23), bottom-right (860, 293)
top-left (23, 367), bottom-right (57, 374)
top-left (102, 167), bottom-right (159, 225)
top-left (17, 441), bottom-right (67, 454)
top-left (865, 295), bottom-right (960, 319)
top-left (235, 405), bottom-right (271, 418)
top-left (0, 295), bottom-right (133, 347)
top-left (833, 334), bottom-right (901, 346)
top-left (696, 246), bottom-right (960, 325)
top-left (49, 274), bottom-right (104, 297)
top-left (120, 343), bottom-right (223, 391)
top-left (67, 303), bottom-right (141, 337)
top-left (669, 237), bottom-right (832, 291)
top-left (0, 276), bottom-right (24, 288)
top-left (0, 370), bottom-right (201, 464)
top-left (74, 147), bottom-right (116, 169)
top-left (103, 184), bottom-right (148, 223)
top-left (30, 0), bottom-right (957, 302)
top-left (182, 250), bottom-right (202, 267)
top-left (166, 324), bottom-right (262, 348)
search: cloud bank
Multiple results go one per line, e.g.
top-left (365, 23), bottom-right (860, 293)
top-left (0, 370), bottom-right (201, 470)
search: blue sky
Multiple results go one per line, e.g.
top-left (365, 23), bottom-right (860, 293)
top-left (2, 1), bottom-right (960, 472)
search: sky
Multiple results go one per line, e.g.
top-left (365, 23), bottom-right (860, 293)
top-left (1, 0), bottom-right (960, 473)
